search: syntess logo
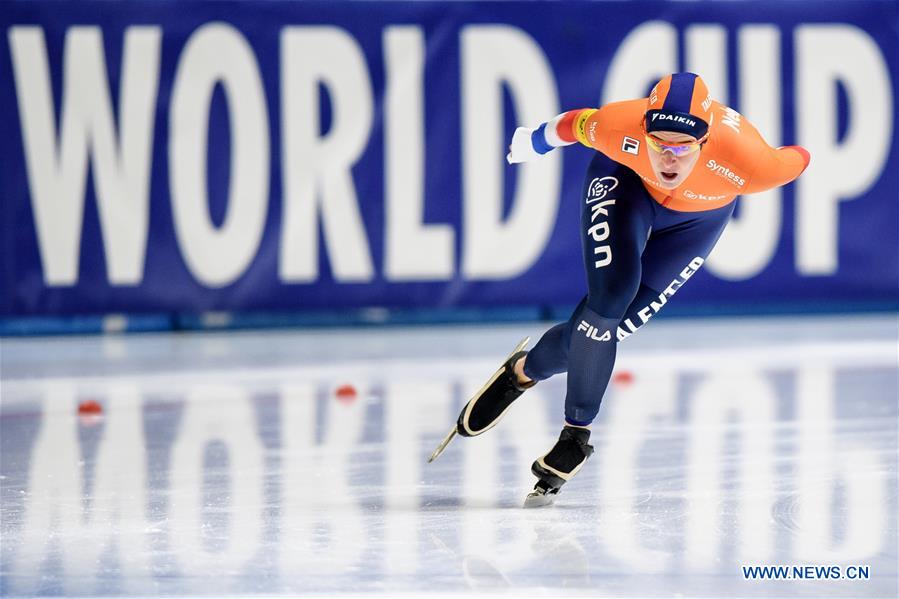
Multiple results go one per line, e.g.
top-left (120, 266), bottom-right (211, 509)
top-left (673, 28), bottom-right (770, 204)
top-left (706, 159), bottom-right (746, 187)
top-left (621, 136), bottom-right (640, 155)
top-left (683, 190), bottom-right (728, 201)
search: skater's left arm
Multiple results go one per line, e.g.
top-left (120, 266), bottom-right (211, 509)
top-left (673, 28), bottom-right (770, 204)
top-left (506, 108), bottom-right (604, 164)
top-left (743, 144), bottom-right (812, 194)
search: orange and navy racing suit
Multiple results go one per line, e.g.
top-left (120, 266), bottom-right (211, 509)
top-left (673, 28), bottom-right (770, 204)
top-left (521, 96), bottom-right (810, 426)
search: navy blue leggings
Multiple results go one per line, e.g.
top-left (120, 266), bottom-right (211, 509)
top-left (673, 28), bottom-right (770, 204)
top-left (523, 152), bottom-right (736, 425)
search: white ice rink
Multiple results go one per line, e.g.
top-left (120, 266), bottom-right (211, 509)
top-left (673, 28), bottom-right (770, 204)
top-left (1, 314), bottom-right (897, 598)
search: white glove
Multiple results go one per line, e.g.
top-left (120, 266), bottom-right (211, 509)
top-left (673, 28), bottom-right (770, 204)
top-left (506, 126), bottom-right (541, 164)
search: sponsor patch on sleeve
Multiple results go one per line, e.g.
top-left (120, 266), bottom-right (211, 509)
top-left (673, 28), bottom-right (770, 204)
top-left (621, 136), bottom-right (640, 155)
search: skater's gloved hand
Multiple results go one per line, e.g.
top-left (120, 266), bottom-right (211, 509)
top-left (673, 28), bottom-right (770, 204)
top-left (506, 126), bottom-right (543, 164)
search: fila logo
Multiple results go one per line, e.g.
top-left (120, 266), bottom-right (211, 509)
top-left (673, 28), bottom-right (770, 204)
top-left (622, 136), bottom-right (640, 155)
top-left (577, 320), bottom-right (611, 342)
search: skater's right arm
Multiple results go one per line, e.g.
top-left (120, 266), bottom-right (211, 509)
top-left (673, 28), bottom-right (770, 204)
top-left (506, 108), bottom-right (603, 164)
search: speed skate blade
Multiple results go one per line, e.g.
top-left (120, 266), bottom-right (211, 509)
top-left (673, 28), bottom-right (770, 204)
top-left (427, 426), bottom-right (457, 463)
top-left (506, 336), bottom-right (530, 364)
top-left (523, 489), bottom-right (556, 508)
top-left (429, 336), bottom-right (531, 463)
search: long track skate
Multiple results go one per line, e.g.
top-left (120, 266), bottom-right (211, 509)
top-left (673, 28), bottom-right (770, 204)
top-left (427, 337), bottom-right (530, 463)
top-left (523, 426), bottom-right (594, 508)
top-left (523, 483), bottom-right (559, 508)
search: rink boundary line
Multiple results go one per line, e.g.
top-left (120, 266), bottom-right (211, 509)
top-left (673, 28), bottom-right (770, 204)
top-left (62, 595), bottom-right (596, 599)
top-left (1, 340), bottom-right (895, 394)
top-left (147, 595), bottom-right (596, 599)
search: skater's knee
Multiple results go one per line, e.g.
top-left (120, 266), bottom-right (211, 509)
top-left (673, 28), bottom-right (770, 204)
top-left (586, 278), bottom-right (641, 319)
top-left (575, 304), bottom-right (623, 340)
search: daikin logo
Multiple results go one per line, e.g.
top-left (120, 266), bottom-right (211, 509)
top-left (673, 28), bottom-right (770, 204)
top-left (651, 113), bottom-right (696, 127)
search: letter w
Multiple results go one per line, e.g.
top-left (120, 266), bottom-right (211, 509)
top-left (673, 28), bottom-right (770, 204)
top-left (9, 27), bottom-right (160, 285)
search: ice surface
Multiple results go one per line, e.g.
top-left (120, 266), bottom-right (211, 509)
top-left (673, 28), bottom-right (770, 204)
top-left (1, 314), bottom-right (896, 597)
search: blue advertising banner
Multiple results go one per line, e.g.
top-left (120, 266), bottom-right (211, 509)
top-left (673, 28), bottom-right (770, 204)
top-left (1, 1), bottom-right (897, 318)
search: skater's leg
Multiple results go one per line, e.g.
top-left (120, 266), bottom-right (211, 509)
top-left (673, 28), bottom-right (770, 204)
top-left (614, 200), bottom-right (737, 341)
top-left (561, 201), bottom-right (737, 430)
top-left (525, 165), bottom-right (737, 499)
top-left (526, 155), bottom-right (653, 501)
top-left (523, 151), bottom-right (655, 398)
top-left (521, 297), bottom-right (586, 382)
top-left (561, 154), bottom-right (655, 426)
top-left (524, 212), bottom-right (731, 398)
top-left (562, 303), bottom-right (622, 425)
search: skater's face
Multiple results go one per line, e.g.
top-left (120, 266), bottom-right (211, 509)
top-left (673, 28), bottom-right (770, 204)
top-left (645, 131), bottom-right (704, 190)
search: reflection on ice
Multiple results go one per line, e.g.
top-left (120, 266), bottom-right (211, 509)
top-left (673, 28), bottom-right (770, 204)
top-left (1, 319), bottom-right (896, 596)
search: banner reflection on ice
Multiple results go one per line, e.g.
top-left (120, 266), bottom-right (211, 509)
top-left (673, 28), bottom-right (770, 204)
top-left (3, 355), bottom-right (895, 594)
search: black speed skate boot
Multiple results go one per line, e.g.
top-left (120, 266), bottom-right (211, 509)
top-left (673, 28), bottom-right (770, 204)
top-left (428, 337), bottom-right (534, 462)
top-left (455, 351), bottom-right (535, 438)
top-left (524, 426), bottom-right (594, 508)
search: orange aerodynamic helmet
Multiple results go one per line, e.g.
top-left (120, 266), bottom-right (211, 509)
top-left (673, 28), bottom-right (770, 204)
top-left (645, 72), bottom-right (713, 140)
